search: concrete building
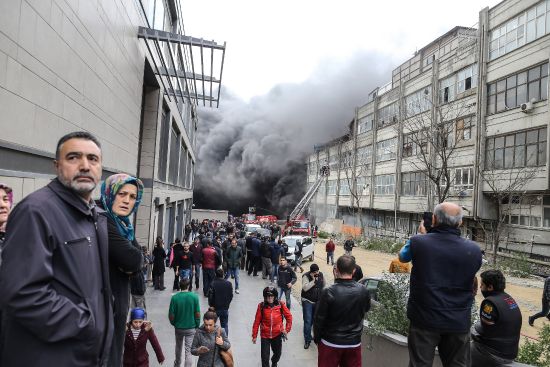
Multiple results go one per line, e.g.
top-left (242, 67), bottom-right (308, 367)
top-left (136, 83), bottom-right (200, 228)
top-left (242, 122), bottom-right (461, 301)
top-left (307, 0), bottom-right (550, 260)
top-left (0, 0), bottom-right (225, 249)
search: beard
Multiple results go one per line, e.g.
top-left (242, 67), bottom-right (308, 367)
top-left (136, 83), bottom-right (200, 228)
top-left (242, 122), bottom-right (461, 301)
top-left (59, 174), bottom-right (97, 196)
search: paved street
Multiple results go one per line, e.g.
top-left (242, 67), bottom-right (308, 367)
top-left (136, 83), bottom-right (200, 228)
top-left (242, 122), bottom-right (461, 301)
top-left (146, 269), bottom-right (317, 367)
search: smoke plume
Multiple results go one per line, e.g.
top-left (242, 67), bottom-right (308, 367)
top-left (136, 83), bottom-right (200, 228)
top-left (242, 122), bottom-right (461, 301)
top-left (194, 51), bottom-right (392, 217)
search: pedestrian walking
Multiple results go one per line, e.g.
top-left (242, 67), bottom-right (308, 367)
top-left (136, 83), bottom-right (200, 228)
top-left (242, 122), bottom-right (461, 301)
top-left (471, 270), bottom-right (522, 366)
top-left (191, 309), bottom-right (231, 367)
top-left (0, 132), bottom-right (114, 366)
top-left (237, 233), bottom-right (247, 270)
top-left (270, 240), bottom-right (284, 283)
top-left (325, 237), bottom-right (336, 265)
top-left (313, 255), bottom-right (371, 367)
top-left (301, 263), bottom-right (325, 349)
top-left (293, 240), bottom-right (304, 273)
top-left (152, 237), bottom-right (167, 290)
top-left (252, 286), bottom-right (293, 367)
top-left (248, 232), bottom-right (261, 276)
top-left (528, 275), bottom-right (550, 326)
top-left (169, 277), bottom-right (201, 367)
top-left (260, 236), bottom-right (273, 279)
top-left (171, 239), bottom-right (184, 291)
top-left (123, 308), bottom-right (165, 367)
top-left (343, 236), bottom-right (355, 256)
top-left (226, 238), bottom-right (243, 294)
top-left (399, 203), bottom-right (482, 367)
top-left (174, 242), bottom-right (194, 290)
top-left (202, 239), bottom-right (219, 297)
top-left (190, 237), bottom-right (203, 290)
top-left (100, 173), bottom-right (145, 367)
top-left (277, 257), bottom-right (297, 309)
top-left (208, 268), bottom-right (234, 336)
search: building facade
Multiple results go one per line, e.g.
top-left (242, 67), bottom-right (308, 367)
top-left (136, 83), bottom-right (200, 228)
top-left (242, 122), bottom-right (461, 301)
top-left (0, 0), bottom-right (225, 249)
top-left (307, 0), bottom-right (550, 259)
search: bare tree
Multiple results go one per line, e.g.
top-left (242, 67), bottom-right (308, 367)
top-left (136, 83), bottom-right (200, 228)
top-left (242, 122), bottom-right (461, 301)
top-left (398, 90), bottom-right (476, 206)
top-left (478, 155), bottom-right (539, 265)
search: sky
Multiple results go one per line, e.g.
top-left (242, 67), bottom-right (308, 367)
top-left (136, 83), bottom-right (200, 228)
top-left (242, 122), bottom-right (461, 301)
top-left (182, 0), bottom-right (502, 101)
top-left (183, 0), bottom-right (503, 215)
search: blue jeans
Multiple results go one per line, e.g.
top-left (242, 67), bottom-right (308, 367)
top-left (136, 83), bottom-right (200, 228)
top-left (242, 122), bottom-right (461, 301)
top-left (228, 267), bottom-right (240, 290)
top-left (278, 288), bottom-right (291, 309)
top-left (179, 268), bottom-right (192, 280)
top-left (327, 251), bottom-right (334, 265)
top-left (217, 309), bottom-right (229, 336)
top-left (271, 264), bottom-right (279, 282)
top-left (193, 263), bottom-right (201, 288)
top-left (302, 301), bottom-right (316, 343)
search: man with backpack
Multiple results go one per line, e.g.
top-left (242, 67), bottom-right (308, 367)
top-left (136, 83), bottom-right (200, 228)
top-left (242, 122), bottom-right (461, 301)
top-left (252, 286), bottom-right (293, 367)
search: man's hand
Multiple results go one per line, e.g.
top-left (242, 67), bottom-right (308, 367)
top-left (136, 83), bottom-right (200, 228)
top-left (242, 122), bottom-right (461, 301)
top-left (252, 337), bottom-right (257, 344)
top-left (287, 283), bottom-right (292, 288)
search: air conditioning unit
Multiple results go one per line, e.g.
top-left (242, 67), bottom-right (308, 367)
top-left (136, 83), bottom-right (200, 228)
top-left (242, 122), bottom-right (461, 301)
top-left (520, 101), bottom-right (534, 113)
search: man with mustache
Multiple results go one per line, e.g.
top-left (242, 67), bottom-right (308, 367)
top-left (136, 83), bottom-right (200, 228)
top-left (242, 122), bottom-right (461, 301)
top-left (0, 131), bottom-right (114, 366)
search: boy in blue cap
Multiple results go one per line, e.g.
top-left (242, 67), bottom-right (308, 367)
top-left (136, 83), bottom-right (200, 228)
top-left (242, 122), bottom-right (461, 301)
top-left (123, 308), bottom-right (165, 366)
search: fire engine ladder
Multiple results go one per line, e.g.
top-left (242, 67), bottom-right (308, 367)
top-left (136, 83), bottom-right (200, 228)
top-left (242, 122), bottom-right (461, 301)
top-left (289, 165), bottom-right (330, 221)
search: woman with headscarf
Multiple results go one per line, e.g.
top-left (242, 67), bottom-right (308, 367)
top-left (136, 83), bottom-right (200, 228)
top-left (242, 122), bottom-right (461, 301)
top-left (0, 183), bottom-right (13, 359)
top-left (100, 174), bottom-right (145, 367)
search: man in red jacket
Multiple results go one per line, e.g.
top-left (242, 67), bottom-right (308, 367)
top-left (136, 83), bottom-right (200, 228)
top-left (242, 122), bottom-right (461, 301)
top-left (325, 237), bottom-right (336, 265)
top-left (252, 286), bottom-right (293, 367)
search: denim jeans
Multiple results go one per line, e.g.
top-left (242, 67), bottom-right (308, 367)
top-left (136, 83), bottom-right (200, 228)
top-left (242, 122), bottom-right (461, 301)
top-left (192, 263), bottom-right (201, 289)
top-left (228, 267), bottom-right (240, 290)
top-left (271, 264), bottom-right (279, 283)
top-left (179, 268), bottom-right (192, 280)
top-left (326, 251), bottom-right (334, 265)
top-left (217, 309), bottom-right (229, 336)
top-left (278, 288), bottom-right (292, 309)
top-left (302, 300), bottom-right (316, 343)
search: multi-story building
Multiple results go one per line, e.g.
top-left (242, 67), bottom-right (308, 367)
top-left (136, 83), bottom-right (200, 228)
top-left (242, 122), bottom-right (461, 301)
top-left (0, 0), bottom-right (225, 249)
top-left (307, 0), bottom-right (550, 259)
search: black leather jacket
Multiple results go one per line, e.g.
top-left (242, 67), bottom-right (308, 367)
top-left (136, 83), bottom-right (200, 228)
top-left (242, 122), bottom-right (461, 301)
top-left (313, 279), bottom-right (370, 346)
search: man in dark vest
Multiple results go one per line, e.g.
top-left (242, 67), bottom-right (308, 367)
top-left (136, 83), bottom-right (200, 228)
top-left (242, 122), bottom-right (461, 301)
top-left (401, 202), bottom-right (482, 367)
top-left (471, 270), bottom-right (522, 366)
top-left (301, 263), bottom-right (325, 349)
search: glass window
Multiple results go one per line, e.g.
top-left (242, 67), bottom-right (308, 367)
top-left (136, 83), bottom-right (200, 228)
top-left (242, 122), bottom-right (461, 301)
top-left (376, 138), bottom-right (397, 162)
top-left (486, 127), bottom-right (547, 169)
top-left (153, 0), bottom-right (165, 30)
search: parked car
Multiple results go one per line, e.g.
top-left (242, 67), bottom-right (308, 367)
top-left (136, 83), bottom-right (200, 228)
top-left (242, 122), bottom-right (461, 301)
top-left (282, 235), bottom-right (314, 264)
top-left (245, 224), bottom-right (261, 236)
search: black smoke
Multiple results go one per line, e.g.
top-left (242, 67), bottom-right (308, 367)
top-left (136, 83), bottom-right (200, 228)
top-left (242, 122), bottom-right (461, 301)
top-left (193, 51), bottom-right (392, 217)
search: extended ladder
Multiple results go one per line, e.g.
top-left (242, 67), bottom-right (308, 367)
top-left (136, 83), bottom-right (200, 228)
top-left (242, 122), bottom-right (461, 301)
top-left (289, 165), bottom-right (330, 220)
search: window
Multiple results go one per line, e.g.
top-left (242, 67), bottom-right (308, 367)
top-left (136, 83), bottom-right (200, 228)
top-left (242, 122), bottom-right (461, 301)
top-left (436, 122), bottom-right (454, 149)
top-left (327, 180), bottom-right (337, 196)
top-left (401, 172), bottom-right (428, 196)
top-left (488, 0), bottom-right (550, 60)
top-left (375, 174), bottom-right (395, 195)
top-left (377, 102), bottom-right (399, 128)
top-left (356, 176), bottom-right (370, 196)
top-left (178, 141), bottom-right (188, 187)
top-left (439, 74), bottom-right (456, 104)
top-left (376, 138), bottom-right (397, 162)
top-left (356, 145), bottom-right (372, 167)
top-left (453, 167), bottom-right (474, 191)
top-left (504, 195), bottom-right (550, 228)
top-left (309, 160), bottom-right (318, 176)
top-left (486, 127), bottom-right (547, 169)
top-left (457, 64), bottom-right (478, 94)
top-left (168, 124), bottom-right (180, 185)
top-left (405, 88), bottom-right (431, 117)
top-left (456, 117), bottom-right (473, 142)
top-left (487, 63), bottom-right (548, 115)
top-left (157, 110), bottom-right (170, 181)
top-left (329, 152), bottom-right (339, 170)
top-left (340, 151), bottom-right (353, 169)
top-left (402, 132), bottom-right (428, 158)
top-left (339, 179), bottom-right (350, 196)
top-left (357, 114), bottom-right (374, 134)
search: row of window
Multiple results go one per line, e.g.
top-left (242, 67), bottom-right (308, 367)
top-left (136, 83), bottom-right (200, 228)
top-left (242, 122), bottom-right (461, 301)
top-left (485, 127), bottom-right (547, 169)
top-left (502, 195), bottom-right (550, 228)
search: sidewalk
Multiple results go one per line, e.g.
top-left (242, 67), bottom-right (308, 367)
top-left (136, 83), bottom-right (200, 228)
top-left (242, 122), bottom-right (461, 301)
top-left (145, 270), bottom-right (318, 367)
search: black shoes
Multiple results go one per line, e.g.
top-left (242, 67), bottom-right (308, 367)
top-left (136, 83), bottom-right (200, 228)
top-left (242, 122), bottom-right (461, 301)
top-left (528, 316), bottom-right (534, 326)
top-left (304, 341), bottom-right (311, 349)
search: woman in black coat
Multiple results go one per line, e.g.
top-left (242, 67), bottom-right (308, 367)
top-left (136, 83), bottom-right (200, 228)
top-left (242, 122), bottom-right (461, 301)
top-left (152, 237), bottom-right (166, 290)
top-left (101, 174), bottom-right (145, 367)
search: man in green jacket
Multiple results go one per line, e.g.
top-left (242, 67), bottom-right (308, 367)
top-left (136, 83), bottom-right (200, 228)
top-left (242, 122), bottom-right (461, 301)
top-left (169, 278), bottom-right (201, 367)
top-left (226, 238), bottom-right (243, 294)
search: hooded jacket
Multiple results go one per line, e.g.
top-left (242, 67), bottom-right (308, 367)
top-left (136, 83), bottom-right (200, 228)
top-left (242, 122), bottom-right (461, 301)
top-left (0, 178), bottom-right (114, 366)
top-left (252, 300), bottom-right (293, 339)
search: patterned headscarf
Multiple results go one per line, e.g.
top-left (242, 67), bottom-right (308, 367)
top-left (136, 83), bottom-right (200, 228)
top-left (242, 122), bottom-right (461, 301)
top-left (101, 174), bottom-right (144, 241)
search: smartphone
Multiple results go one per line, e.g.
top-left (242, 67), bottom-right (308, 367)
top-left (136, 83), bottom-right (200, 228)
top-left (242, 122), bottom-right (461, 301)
top-left (422, 211), bottom-right (433, 232)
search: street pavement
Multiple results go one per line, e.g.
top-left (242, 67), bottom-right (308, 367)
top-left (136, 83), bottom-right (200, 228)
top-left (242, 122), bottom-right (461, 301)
top-left (145, 269), bottom-right (318, 367)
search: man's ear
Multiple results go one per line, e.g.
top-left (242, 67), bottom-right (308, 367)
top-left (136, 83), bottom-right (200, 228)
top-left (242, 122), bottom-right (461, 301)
top-left (432, 214), bottom-right (436, 226)
top-left (53, 160), bottom-right (59, 169)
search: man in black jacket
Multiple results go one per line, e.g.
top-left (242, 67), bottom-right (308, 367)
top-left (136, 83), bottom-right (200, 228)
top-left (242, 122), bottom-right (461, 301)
top-left (301, 263), bottom-right (325, 349)
top-left (313, 255), bottom-right (370, 366)
top-left (402, 202), bottom-right (482, 367)
top-left (471, 270), bottom-right (522, 366)
top-left (529, 275), bottom-right (550, 326)
top-left (208, 268), bottom-right (233, 336)
top-left (0, 132), bottom-right (114, 366)
top-left (277, 257), bottom-right (297, 309)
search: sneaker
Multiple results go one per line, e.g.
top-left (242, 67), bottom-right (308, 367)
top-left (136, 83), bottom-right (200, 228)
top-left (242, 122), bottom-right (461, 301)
top-left (235, 289), bottom-right (240, 294)
top-left (528, 316), bottom-right (535, 326)
top-left (304, 341), bottom-right (311, 349)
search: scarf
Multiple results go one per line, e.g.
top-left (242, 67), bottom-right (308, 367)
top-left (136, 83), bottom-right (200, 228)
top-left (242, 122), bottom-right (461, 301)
top-left (100, 174), bottom-right (144, 241)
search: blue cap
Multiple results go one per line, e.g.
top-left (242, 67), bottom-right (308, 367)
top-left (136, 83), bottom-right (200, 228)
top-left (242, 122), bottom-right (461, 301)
top-left (130, 308), bottom-right (146, 321)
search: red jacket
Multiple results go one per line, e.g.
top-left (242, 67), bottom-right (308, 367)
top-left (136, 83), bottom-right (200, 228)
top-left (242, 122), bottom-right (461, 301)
top-left (252, 301), bottom-right (292, 339)
top-left (326, 240), bottom-right (335, 252)
top-left (202, 246), bottom-right (218, 269)
top-left (123, 325), bottom-right (165, 367)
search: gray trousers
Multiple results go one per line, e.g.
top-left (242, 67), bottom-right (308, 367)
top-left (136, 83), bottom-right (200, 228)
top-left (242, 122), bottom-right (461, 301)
top-left (408, 323), bottom-right (470, 367)
top-left (175, 328), bottom-right (196, 367)
top-left (261, 257), bottom-right (272, 279)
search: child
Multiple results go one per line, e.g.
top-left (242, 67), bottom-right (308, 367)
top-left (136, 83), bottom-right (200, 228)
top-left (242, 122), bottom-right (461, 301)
top-left (123, 308), bottom-right (165, 367)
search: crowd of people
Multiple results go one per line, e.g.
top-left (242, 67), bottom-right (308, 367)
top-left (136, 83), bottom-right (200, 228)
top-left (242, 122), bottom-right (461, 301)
top-left (0, 131), bottom-right (549, 367)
